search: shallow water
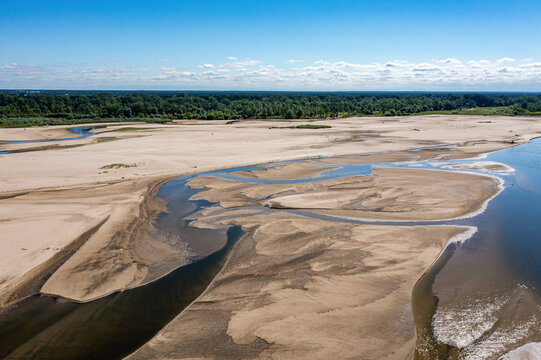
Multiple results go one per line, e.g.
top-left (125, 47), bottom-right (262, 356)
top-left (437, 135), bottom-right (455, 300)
top-left (0, 126), bottom-right (95, 154)
top-left (0, 139), bottom-right (539, 358)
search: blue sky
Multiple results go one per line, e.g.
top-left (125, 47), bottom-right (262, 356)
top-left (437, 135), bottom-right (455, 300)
top-left (1, 0), bottom-right (541, 90)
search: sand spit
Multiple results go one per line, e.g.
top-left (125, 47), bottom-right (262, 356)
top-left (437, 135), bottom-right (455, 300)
top-left (437, 160), bottom-right (515, 173)
top-left (39, 177), bottom-right (193, 303)
top-left (0, 177), bottom-right (179, 306)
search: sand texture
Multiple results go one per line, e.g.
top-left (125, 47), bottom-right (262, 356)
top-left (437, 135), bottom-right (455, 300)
top-left (187, 167), bottom-right (500, 221)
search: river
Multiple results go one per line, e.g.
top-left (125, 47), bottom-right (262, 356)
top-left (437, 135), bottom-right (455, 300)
top-left (0, 139), bottom-right (539, 359)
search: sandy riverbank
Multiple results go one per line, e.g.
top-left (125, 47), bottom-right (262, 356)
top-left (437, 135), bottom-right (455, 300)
top-left (0, 115), bottom-right (540, 333)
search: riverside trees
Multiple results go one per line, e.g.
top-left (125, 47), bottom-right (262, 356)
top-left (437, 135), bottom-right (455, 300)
top-left (1, 92), bottom-right (541, 126)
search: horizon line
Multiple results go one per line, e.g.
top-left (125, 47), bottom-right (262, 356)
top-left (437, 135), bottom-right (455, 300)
top-left (2, 89), bottom-right (541, 94)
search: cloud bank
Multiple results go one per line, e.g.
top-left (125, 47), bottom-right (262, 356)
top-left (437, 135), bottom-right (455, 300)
top-left (1, 57), bottom-right (540, 90)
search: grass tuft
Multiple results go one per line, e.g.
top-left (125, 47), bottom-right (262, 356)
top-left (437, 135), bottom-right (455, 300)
top-left (100, 163), bottom-right (138, 169)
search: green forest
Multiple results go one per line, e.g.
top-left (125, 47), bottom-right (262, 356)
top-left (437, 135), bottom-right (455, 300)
top-left (1, 91), bottom-right (541, 127)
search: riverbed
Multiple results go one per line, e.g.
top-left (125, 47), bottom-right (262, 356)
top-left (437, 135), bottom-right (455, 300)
top-left (0, 138), bottom-right (539, 359)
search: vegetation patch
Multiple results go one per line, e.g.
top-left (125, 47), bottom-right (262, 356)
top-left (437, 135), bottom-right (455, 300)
top-left (288, 124), bottom-right (331, 129)
top-left (100, 163), bottom-right (138, 169)
top-left (95, 137), bottom-right (118, 143)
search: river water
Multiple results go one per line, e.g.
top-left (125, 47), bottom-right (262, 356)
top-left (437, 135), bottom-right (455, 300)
top-left (0, 126), bottom-right (95, 154)
top-left (0, 139), bottom-right (539, 359)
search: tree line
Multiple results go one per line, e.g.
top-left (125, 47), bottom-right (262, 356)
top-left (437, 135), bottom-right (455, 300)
top-left (1, 92), bottom-right (540, 127)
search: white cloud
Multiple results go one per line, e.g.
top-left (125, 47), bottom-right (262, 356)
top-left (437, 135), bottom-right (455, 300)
top-left (2, 57), bottom-right (541, 90)
top-left (497, 57), bottom-right (515, 64)
top-left (286, 59), bottom-right (304, 64)
top-left (227, 56), bottom-right (237, 61)
top-left (440, 58), bottom-right (462, 64)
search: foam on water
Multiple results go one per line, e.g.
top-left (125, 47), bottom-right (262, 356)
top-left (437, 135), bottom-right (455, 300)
top-left (433, 296), bottom-right (508, 348)
top-left (433, 295), bottom-right (540, 360)
top-left (447, 226), bottom-right (477, 244)
top-left (461, 316), bottom-right (539, 359)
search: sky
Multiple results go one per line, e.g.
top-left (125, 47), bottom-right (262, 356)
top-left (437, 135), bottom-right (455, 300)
top-left (1, 0), bottom-right (541, 91)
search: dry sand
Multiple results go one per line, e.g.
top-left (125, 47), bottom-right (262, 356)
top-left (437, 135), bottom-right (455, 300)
top-left (1, 115), bottom-right (539, 193)
top-left (0, 115), bottom-right (540, 354)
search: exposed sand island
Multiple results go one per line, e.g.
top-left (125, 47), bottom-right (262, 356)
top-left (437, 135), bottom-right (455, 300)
top-left (1, 115), bottom-right (541, 358)
top-left (188, 167), bottom-right (500, 221)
